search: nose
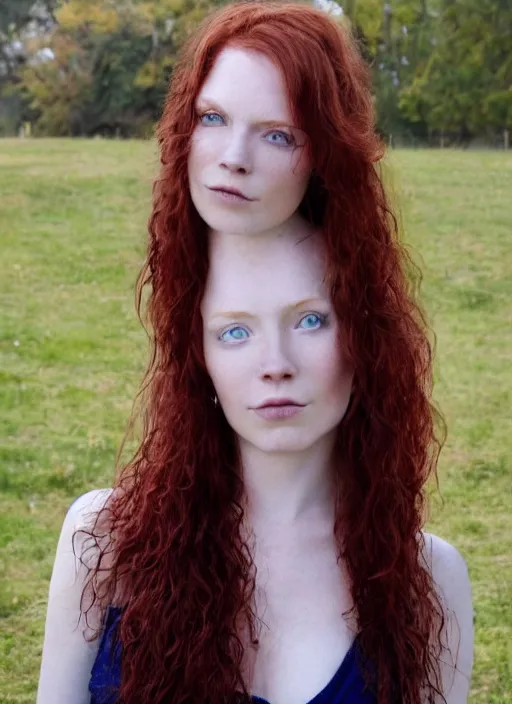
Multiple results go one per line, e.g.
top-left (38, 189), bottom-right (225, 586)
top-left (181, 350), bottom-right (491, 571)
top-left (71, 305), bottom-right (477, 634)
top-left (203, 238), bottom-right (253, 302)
top-left (258, 332), bottom-right (297, 382)
top-left (220, 129), bottom-right (253, 174)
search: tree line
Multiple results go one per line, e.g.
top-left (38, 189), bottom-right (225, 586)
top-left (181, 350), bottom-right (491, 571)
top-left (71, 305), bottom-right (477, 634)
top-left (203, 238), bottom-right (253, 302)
top-left (0, 0), bottom-right (510, 146)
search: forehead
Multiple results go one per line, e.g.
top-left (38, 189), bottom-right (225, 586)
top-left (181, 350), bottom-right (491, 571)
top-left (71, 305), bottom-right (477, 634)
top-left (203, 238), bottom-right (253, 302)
top-left (202, 233), bottom-right (329, 314)
top-left (197, 46), bottom-right (292, 119)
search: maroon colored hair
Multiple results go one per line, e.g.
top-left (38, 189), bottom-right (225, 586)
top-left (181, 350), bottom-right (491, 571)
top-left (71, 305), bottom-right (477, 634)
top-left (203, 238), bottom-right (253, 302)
top-left (76, 2), bottom-right (448, 703)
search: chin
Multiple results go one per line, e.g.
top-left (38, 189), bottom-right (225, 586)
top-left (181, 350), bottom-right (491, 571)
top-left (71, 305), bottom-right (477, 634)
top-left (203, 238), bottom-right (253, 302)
top-left (249, 428), bottom-right (318, 454)
top-left (203, 212), bottom-right (262, 236)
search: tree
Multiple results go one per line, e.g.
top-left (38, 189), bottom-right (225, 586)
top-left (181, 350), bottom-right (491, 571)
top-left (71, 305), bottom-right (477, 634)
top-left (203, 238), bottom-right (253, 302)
top-left (0, 1), bottom-right (60, 133)
top-left (9, 0), bottom-right (512, 141)
top-left (0, 0), bottom-right (58, 82)
top-left (18, 32), bottom-right (93, 134)
top-left (17, 0), bottom-right (229, 136)
top-left (399, 0), bottom-right (512, 143)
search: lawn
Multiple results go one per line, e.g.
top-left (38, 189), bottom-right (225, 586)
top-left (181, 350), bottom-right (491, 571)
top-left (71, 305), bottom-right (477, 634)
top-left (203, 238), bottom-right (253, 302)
top-left (0, 139), bottom-right (510, 702)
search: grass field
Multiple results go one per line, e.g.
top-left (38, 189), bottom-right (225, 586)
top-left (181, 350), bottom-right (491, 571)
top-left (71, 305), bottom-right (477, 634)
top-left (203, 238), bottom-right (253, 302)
top-left (0, 139), bottom-right (510, 702)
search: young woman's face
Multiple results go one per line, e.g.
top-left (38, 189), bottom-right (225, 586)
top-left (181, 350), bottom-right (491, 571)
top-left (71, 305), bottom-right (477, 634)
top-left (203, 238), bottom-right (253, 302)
top-left (201, 228), bottom-right (354, 456)
top-left (188, 46), bottom-right (312, 237)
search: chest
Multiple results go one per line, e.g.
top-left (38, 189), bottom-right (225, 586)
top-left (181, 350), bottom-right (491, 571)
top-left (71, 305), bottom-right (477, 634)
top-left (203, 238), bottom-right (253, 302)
top-left (240, 532), bottom-right (357, 704)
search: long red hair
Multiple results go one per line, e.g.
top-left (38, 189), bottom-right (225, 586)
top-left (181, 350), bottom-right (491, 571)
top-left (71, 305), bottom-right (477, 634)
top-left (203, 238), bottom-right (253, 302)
top-left (76, 2), bottom-right (448, 702)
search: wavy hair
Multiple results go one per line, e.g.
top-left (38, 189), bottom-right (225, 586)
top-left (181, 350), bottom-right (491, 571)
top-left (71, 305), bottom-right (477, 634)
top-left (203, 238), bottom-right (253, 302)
top-left (76, 2), bottom-right (448, 702)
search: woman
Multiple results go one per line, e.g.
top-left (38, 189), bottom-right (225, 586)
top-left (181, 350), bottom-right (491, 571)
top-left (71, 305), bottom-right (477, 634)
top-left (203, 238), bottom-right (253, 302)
top-left (37, 2), bottom-right (473, 703)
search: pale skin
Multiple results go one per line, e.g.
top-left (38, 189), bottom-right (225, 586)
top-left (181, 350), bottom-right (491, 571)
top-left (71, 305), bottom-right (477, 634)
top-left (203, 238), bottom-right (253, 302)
top-left (36, 45), bottom-right (474, 704)
top-left (195, 45), bottom-right (474, 703)
top-left (201, 226), bottom-right (359, 702)
top-left (200, 227), bottom-right (474, 704)
top-left (202, 225), bottom-right (354, 525)
top-left (187, 46), bottom-right (312, 238)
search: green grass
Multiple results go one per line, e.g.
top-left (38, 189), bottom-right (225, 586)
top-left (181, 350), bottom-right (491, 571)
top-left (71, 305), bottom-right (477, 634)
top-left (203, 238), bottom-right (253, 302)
top-left (0, 139), bottom-right (510, 702)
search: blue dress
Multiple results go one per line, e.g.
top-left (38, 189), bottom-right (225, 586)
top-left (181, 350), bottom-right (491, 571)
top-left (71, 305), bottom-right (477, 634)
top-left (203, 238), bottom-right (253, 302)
top-left (89, 606), bottom-right (378, 704)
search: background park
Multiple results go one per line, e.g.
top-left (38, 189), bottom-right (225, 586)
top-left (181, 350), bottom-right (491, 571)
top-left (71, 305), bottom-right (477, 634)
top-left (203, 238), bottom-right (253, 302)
top-left (0, 1), bottom-right (511, 702)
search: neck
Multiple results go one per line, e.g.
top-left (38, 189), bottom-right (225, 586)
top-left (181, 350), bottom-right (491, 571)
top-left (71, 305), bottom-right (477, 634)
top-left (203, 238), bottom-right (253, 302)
top-left (239, 435), bottom-right (337, 531)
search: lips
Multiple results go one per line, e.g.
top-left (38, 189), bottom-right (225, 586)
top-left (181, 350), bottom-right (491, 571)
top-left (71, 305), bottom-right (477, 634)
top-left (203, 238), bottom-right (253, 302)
top-left (253, 403), bottom-right (305, 421)
top-left (209, 185), bottom-right (252, 201)
top-left (256, 399), bottom-right (304, 409)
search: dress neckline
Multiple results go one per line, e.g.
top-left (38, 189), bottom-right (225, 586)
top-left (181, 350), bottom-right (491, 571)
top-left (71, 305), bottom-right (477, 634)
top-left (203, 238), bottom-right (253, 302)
top-left (104, 606), bottom-right (360, 704)
top-left (250, 635), bottom-right (359, 704)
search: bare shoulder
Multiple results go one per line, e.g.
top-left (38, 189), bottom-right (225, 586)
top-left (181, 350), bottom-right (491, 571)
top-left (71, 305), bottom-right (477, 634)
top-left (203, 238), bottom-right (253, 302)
top-left (68, 487), bottom-right (114, 528)
top-left (419, 531), bottom-right (474, 703)
top-left (36, 487), bottom-right (115, 704)
top-left (51, 486), bottom-right (116, 608)
top-left (67, 487), bottom-right (117, 574)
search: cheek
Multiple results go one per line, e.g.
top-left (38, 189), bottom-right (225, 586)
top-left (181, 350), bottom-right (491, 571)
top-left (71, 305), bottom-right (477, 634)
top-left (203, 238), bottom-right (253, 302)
top-left (261, 162), bottom-right (310, 215)
top-left (188, 134), bottom-right (216, 176)
top-left (263, 150), bottom-right (310, 186)
top-left (205, 348), bottom-right (246, 406)
top-left (314, 344), bottom-right (354, 405)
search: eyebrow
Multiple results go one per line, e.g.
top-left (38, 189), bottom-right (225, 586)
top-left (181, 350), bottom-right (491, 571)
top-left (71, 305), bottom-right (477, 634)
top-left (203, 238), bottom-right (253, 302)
top-left (209, 297), bottom-right (328, 321)
top-left (196, 96), bottom-right (296, 129)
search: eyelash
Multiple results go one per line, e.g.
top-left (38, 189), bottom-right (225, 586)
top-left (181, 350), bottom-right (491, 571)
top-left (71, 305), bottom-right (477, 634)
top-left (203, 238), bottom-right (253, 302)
top-left (199, 111), bottom-right (296, 147)
top-left (218, 312), bottom-right (329, 343)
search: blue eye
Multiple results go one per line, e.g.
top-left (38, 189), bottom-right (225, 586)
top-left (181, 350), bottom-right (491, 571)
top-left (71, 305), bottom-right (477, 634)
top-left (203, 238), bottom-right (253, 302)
top-left (219, 326), bottom-right (249, 343)
top-left (266, 131), bottom-right (295, 147)
top-left (298, 313), bottom-right (327, 330)
top-left (200, 112), bottom-right (224, 125)
top-left (199, 111), bottom-right (295, 147)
